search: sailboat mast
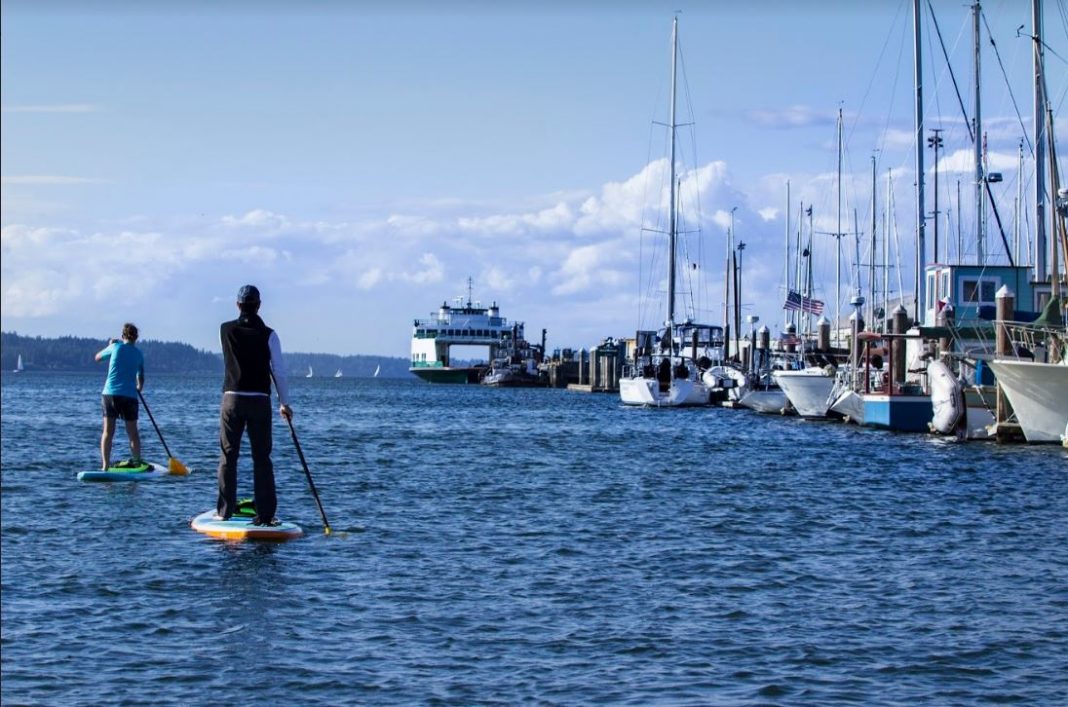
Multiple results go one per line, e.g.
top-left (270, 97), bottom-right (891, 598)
top-left (884, 171), bottom-right (892, 328)
top-left (1015, 140), bottom-right (1023, 264)
top-left (794, 201), bottom-right (804, 329)
top-left (785, 180), bottom-right (791, 329)
top-left (836, 108), bottom-right (843, 346)
top-left (807, 206), bottom-right (815, 336)
top-left (869, 155), bottom-right (877, 327)
top-left (1033, 0), bottom-right (1047, 280)
top-left (666, 15), bottom-right (679, 331)
top-left (973, 1), bottom-right (985, 265)
top-left (885, 170), bottom-right (894, 330)
top-left (914, 0), bottom-right (926, 323)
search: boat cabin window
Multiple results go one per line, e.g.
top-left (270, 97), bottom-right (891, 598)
top-left (961, 277), bottom-right (997, 305)
top-left (1035, 288), bottom-right (1052, 312)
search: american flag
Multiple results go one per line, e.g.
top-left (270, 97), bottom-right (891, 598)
top-left (783, 289), bottom-right (824, 315)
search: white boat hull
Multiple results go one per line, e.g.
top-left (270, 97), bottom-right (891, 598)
top-left (739, 389), bottom-right (787, 414)
top-left (773, 368), bottom-right (835, 418)
top-left (703, 366), bottom-right (747, 402)
top-left (619, 377), bottom-right (708, 407)
top-left (829, 389), bottom-right (865, 424)
top-left (988, 360), bottom-right (1068, 443)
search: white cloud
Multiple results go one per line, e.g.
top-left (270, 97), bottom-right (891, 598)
top-left (401, 253), bottom-right (445, 285)
top-left (747, 105), bottom-right (838, 129)
top-left (357, 268), bottom-right (384, 290)
top-left (221, 209), bottom-right (289, 229)
top-left (218, 245), bottom-right (280, 264)
top-left (937, 149), bottom-right (1018, 174)
top-left (1, 157), bottom-right (776, 351)
top-left (550, 242), bottom-right (628, 296)
top-left (481, 265), bottom-right (514, 292)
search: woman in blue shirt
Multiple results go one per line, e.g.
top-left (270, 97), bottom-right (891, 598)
top-left (94, 323), bottom-right (145, 469)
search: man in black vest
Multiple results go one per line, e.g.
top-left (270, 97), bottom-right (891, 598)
top-left (217, 284), bottom-right (292, 525)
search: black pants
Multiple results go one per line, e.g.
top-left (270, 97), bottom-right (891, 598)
top-left (217, 394), bottom-right (276, 521)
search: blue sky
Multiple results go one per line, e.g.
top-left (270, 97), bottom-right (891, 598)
top-left (2, 0), bottom-right (1066, 357)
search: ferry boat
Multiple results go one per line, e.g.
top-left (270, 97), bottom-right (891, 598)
top-left (410, 285), bottom-right (527, 384)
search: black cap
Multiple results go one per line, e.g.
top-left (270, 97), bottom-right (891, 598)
top-left (237, 285), bottom-right (261, 304)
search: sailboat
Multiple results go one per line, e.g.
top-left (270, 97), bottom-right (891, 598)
top-left (306, 366), bottom-right (314, 378)
top-left (619, 16), bottom-right (722, 407)
top-left (14, 354), bottom-right (24, 373)
top-left (373, 364), bottom-right (381, 378)
top-left (987, 295), bottom-right (1067, 443)
top-left (985, 5), bottom-right (1067, 445)
top-left (773, 110), bottom-right (847, 419)
top-left (334, 368), bottom-right (343, 378)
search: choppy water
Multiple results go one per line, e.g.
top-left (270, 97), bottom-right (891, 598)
top-left (2, 371), bottom-right (1067, 705)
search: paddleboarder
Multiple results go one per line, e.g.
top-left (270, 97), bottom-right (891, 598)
top-left (94, 323), bottom-right (145, 470)
top-left (216, 285), bottom-right (292, 526)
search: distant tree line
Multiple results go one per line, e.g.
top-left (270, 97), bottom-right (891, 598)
top-left (1, 331), bottom-right (412, 378)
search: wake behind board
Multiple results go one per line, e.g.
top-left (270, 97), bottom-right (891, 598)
top-left (78, 460), bottom-right (169, 482)
top-left (191, 510), bottom-right (303, 542)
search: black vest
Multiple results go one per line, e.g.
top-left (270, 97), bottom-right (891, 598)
top-left (221, 314), bottom-right (275, 394)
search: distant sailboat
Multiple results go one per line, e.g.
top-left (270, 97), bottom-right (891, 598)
top-left (373, 364), bottom-right (381, 378)
top-left (14, 354), bottom-right (24, 373)
top-left (334, 368), bottom-right (343, 378)
top-left (306, 366), bottom-right (314, 378)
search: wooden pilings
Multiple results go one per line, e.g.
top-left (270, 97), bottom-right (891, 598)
top-left (994, 285), bottom-right (1021, 442)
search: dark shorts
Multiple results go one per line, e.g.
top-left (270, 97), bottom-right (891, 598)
top-left (102, 395), bottom-right (138, 420)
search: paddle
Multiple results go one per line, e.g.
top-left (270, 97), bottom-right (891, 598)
top-left (136, 390), bottom-right (189, 475)
top-left (270, 370), bottom-right (332, 535)
top-left (282, 413), bottom-right (332, 535)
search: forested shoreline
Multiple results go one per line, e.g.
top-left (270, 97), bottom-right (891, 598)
top-left (1, 331), bottom-right (410, 378)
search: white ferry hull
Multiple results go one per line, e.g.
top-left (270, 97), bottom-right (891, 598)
top-left (988, 360), bottom-right (1068, 443)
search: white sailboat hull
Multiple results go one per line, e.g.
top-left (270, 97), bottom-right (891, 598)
top-left (739, 388), bottom-right (787, 414)
top-left (772, 368), bottom-right (835, 418)
top-left (988, 360), bottom-right (1068, 443)
top-left (619, 377), bottom-right (708, 407)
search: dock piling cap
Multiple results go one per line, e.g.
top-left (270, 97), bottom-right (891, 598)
top-left (996, 285), bottom-right (1014, 299)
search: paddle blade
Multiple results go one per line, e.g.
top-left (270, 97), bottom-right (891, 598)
top-left (168, 457), bottom-right (190, 476)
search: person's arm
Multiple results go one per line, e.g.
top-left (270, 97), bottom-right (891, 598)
top-left (268, 331), bottom-right (292, 418)
top-left (94, 339), bottom-right (117, 362)
top-left (136, 356), bottom-right (145, 392)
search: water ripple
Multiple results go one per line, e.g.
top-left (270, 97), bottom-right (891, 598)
top-left (2, 373), bottom-right (1067, 705)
